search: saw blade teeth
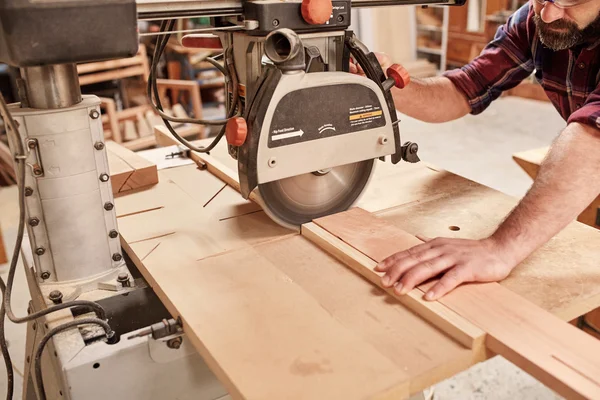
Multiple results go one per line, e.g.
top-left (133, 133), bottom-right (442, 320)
top-left (258, 159), bottom-right (376, 229)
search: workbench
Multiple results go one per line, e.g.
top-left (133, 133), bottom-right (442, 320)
top-left (116, 138), bottom-right (600, 399)
top-left (1, 138), bottom-right (599, 399)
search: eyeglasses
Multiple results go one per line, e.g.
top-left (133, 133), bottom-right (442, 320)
top-left (533, 0), bottom-right (596, 9)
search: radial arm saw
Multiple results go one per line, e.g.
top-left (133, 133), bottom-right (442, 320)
top-left (0, 0), bottom-right (464, 399)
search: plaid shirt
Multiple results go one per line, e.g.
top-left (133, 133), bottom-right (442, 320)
top-left (444, 3), bottom-right (600, 129)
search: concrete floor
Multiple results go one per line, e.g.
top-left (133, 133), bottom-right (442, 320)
top-left (0, 96), bottom-right (568, 399)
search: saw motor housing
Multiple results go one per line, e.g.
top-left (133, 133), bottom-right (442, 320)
top-left (205, 1), bottom-right (411, 226)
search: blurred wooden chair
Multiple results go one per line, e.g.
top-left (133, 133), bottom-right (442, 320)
top-left (77, 44), bottom-right (205, 151)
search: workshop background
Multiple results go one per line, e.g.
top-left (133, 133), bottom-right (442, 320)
top-left (0, 0), bottom-right (597, 398)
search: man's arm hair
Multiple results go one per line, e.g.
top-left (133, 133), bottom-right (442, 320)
top-left (490, 122), bottom-right (600, 266)
top-left (391, 76), bottom-right (471, 123)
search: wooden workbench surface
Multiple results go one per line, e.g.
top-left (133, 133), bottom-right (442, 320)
top-left (112, 138), bottom-right (600, 399)
top-left (2, 139), bottom-right (599, 399)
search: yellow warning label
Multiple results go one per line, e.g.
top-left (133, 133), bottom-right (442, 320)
top-left (349, 110), bottom-right (383, 121)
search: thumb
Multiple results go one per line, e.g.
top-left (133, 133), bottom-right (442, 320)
top-left (349, 62), bottom-right (358, 74)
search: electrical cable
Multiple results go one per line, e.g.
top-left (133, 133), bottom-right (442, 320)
top-left (34, 318), bottom-right (114, 400)
top-left (147, 19), bottom-right (242, 153)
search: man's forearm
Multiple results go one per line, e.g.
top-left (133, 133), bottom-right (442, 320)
top-left (490, 122), bottom-right (600, 265)
top-left (391, 76), bottom-right (471, 123)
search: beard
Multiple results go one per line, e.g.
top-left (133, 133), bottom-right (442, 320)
top-left (533, 13), bottom-right (600, 51)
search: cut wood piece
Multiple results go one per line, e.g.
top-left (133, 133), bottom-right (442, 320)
top-left (106, 141), bottom-right (158, 195)
top-left (314, 207), bottom-right (423, 262)
top-left (302, 222), bottom-right (486, 352)
top-left (512, 146), bottom-right (548, 180)
top-left (428, 281), bottom-right (600, 400)
top-left (310, 207), bottom-right (600, 400)
top-left (123, 234), bottom-right (411, 400)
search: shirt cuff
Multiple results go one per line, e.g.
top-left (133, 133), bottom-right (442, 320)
top-left (567, 105), bottom-right (600, 130)
top-left (442, 68), bottom-right (486, 115)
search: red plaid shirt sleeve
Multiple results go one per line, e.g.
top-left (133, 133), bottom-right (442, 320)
top-left (442, 4), bottom-right (535, 115)
top-left (568, 87), bottom-right (600, 129)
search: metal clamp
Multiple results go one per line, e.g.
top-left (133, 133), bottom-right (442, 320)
top-left (127, 318), bottom-right (182, 341)
top-left (26, 138), bottom-right (44, 177)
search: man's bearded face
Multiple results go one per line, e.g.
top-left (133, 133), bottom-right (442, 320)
top-left (533, 12), bottom-right (600, 50)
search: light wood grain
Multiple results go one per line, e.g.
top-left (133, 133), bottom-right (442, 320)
top-left (123, 232), bottom-right (411, 400)
top-left (311, 208), bottom-right (600, 399)
top-left (302, 221), bottom-right (486, 352)
top-left (106, 141), bottom-right (158, 195)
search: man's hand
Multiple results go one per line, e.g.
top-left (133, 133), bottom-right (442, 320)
top-left (349, 52), bottom-right (391, 75)
top-left (375, 236), bottom-right (516, 301)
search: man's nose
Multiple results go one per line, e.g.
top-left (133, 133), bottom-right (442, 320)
top-left (540, 2), bottom-right (565, 23)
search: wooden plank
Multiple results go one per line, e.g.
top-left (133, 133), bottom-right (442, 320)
top-left (114, 165), bottom-right (483, 399)
top-left (123, 233), bottom-right (411, 400)
top-left (106, 141), bottom-right (158, 195)
top-left (302, 221), bottom-right (486, 352)
top-left (310, 208), bottom-right (600, 400)
top-left (257, 235), bottom-right (482, 396)
top-left (156, 137), bottom-right (600, 323)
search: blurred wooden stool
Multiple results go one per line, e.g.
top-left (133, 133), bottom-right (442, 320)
top-left (77, 44), bottom-right (205, 151)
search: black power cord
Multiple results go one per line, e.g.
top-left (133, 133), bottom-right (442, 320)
top-left (147, 19), bottom-right (242, 154)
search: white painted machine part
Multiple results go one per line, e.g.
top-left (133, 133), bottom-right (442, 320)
top-left (8, 96), bottom-right (124, 284)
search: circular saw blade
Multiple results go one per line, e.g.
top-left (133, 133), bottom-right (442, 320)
top-left (258, 159), bottom-right (375, 229)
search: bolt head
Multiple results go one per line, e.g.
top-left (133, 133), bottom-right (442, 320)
top-left (27, 140), bottom-right (37, 149)
top-left (29, 217), bottom-right (40, 227)
top-left (48, 290), bottom-right (63, 303)
top-left (35, 247), bottom-right (45, 256)
top-left (104, 202), bottom-right (114, 211)
top-left (99, 173), bottom-right (110, 183)
top-left (378, 135), bottom-right (388, 145)
top-left (112, 253), bottom-right (123, 262)
top-left (40, 271), bottom-right (51, 280)
top-left (337, 15), bottom-right (344, 22)
top-left (109, 230), bottom-right (119, 239)
top-left (117, 273), bottom-right (129, 282)
top-left (94, 141), bottom-right (105, 150)
top-left (24, 187), bottom-right (33, 197)
top-left (272, 19), bottom-right (280, 26)
top-left (89, 109), bottom-right (100, 119)
top-left (33, 167), bottom-right (43, 176)
top-left (167, 337), bottom-right (183, 349)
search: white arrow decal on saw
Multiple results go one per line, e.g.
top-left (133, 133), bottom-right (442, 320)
top-left (271, 130), bottom-right (304, 141)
